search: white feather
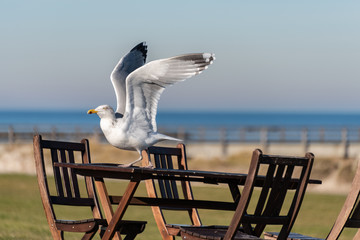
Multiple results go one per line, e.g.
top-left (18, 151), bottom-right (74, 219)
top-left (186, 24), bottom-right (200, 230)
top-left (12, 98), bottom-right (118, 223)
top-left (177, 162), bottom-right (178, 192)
top-left (89, 43), bottom-right (215, 166)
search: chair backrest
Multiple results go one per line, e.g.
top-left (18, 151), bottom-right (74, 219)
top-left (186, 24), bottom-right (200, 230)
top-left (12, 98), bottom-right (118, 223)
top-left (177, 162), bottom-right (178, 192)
top-left (224, 149), bottom-right (314, 240)
top-left (33, 135), bottom-right (103, 239)
top-left (142, 143), bottom-right (201, 239)
top-left (326, 161), bottom-right (360, 239)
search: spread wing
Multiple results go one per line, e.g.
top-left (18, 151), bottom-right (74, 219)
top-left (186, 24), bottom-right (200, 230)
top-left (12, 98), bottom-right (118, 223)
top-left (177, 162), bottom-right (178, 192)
top-left (110, 42), bottom-right (147, 117)
top-left (124, 53), bottom-right (215, 131)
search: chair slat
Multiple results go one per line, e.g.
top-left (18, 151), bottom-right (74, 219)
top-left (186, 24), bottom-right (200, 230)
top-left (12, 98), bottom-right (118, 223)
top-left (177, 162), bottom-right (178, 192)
top-left (41, 139), bottom-right (85, 151)
top-left (167, 154), bottom-right (180, 199)
top-left (51, 149), bottom-right (64, 197)
top-left (264, 165), bottom-right (286, 215)
top-left (228, 183), bottom-right (241, 203)
top-left (154, 154), bottom-right (167, 199)
top-left (254, 164), bottom-right (276, 217)
top-left (276, 165), bottom-right (295, 211)
top-left (254, 158), bottom-right (305, 237)
top-left (271, 165), bottom-right (295, 216)
top-left (260, 156), bottom-right (309, 166)
top-left (142, 143), bottom-right (202, 239)
top-left (50, 196), bottom-right (95, 206)
top-left (154, 154), bottom-right (161, 167)
top-left (148, 146), bottom-right (182, 155)
top-left (68, 150), bottom-right (81, 198)
top-left (160, 154), bottom-right (173, 199)
top-left (166, 154), bottom-right (175, 170)
top-left (59, 150), bottom-right (73, 198)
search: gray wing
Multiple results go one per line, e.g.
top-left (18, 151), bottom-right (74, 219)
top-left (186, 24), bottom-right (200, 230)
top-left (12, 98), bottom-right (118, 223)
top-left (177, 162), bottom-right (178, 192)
top-left (110, 42), bottom-right (147, 117)
top-left (124, 53), bottom-right (215, 131)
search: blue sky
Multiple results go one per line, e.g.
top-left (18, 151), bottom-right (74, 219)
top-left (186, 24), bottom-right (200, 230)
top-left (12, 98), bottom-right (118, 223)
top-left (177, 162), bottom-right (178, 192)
top-left (1, 1), bottom-right (360, 112)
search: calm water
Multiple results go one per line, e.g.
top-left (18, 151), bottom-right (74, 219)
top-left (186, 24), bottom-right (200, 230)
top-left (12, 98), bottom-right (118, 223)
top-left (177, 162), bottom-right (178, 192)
top-left (157, 112), bottom-right (360, 128)
top-left (1, 110), bottom-right (360, 129)
top-left (2, 110), bottom-right (360, 142)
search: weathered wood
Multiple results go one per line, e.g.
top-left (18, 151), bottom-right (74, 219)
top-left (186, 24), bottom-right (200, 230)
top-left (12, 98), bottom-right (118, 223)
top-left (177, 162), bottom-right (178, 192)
top-left (33, 135), bottom-right (146, 240)
top-left (180, 149), bottom-right (315, 240)
top-left (264, 232), bottom-right (323, 240)
top-left (50, 196), bottom-right (95, 206)
top-left (109, 196), bottom-right (236, 210)
top-left (67, 150), bottom-right (81, 198)
top-left (264, 157), bottom-right (360, 240)
top-left (327, 159), bottom-right (360, 238)
top-left (56, 162), bottom-right (321, 187)
top-left (142, 144), bottom-right (202, 239)
top-left (148, 146), bottom-right (182, 155)
top-left (54, 151), bottom-right (321, 240)
top-left (55, 219), bottom-right (100, 232)
top-left (34, 135), bottom-right (62, 240)
top-left (180, 226), bottom-right (262, 240)
top-left (142, 149), bottom-right (171, 240)
top-left (101, 180), bottom-right (140, 240)
top-left (40, 139), bottom-right (86, 151)
top-left (94, 178), bottom-right (122, 240)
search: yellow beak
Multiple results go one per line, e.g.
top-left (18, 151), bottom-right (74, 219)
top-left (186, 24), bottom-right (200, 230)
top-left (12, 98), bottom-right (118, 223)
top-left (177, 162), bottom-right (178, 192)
top-left (87, 109), bottom-right (98, 114)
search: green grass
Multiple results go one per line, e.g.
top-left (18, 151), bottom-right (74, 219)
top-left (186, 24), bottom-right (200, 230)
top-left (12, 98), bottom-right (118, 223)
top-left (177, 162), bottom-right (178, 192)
top-left (0, 174), bottom-right (356, 240)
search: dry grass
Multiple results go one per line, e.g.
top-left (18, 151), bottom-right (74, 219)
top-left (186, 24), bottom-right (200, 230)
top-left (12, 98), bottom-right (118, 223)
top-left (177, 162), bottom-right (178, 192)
top-left (0, 139), bottom-right (359, 239)
top-left (88, 138), bottom-right (140, 164)
top-left (0, 174), bottom-right (357, 240)
top-left (0, 139), bottom-right (356, 193)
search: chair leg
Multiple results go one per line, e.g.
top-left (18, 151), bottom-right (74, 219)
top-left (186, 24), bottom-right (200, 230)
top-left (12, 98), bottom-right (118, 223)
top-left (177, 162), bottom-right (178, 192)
top-left (123, 232), bottom-right (138, 240)
top-left (354, 229), bottom-right (360, 239)
top-left (49, 228), bottom-right (63, 240)
top-left (81, 229), bottom-right (98, 240)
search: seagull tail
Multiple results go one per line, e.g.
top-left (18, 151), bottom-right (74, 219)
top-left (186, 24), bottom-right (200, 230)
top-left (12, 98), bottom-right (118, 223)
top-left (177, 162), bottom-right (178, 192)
top-left (156, 133), bottom-right (183, 143)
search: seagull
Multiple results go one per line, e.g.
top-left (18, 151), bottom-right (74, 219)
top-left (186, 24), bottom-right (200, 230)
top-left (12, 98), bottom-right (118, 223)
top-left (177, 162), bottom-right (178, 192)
top-left (88, 42), bottom-right (215, 167)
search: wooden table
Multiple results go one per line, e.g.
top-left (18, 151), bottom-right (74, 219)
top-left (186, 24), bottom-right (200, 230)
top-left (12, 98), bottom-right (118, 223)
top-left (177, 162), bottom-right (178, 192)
top-left (54, 163), bottom-right (321, 240)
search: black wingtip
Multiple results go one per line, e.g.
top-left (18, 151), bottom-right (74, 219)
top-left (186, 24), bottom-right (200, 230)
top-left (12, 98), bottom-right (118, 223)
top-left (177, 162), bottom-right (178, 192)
top-left (131, 42), bottom-right (147, 61)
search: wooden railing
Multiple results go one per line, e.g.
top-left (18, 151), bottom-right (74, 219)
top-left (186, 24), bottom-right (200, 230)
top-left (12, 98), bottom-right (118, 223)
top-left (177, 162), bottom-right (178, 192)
top-left (2, 125), bottom-right (360, 144)
top-left (3, 125), bottom-right (360, 159)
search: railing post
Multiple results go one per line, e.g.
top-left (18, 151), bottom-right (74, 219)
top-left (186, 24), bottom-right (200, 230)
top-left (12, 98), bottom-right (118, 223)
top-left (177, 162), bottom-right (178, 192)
top-left (260, 127), bottom-right (268, 152)
top-left (239, 128), bottom-right (246, 142)
top-left (319, 128), bottom-right (325, 142)
top-left (198, 127), bottom-right (206, 142)
top-left (92, 128), bottom-right (101, 143)
top-left (177, 127), bottom-right (186, 142)
top-left (51, 126), bottom-right (57, 140)
top-left (342, 128), bottom-right (349, 159)
top-left (301, 128), bottom-right (309, 153)
top-left (8, 126), bottom-right (14, 144)
top-left (220, 128), bottom-right (228, 157)
top-left (280, 128), bottom-right (286, 142)
top-left (75, 127), bottom-right (81, 141)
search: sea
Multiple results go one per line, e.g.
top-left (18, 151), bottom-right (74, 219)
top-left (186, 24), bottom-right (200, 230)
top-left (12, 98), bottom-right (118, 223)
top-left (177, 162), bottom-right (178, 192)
top-left (1, 110), bottom-right (360, 128)
top-left (1, 110), bottom-right (360, 143)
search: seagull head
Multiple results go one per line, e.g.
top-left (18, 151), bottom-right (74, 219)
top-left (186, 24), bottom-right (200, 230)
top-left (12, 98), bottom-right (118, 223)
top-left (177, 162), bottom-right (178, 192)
top-left (87, 105), bottom-right (115, 119)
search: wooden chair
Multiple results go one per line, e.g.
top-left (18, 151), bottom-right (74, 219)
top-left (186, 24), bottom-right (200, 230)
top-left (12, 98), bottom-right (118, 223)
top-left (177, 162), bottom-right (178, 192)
top-left (141, 143), bottom-right (202, 240)
top-left (264, 160), bottom-right (360, 240)
top-left (33, 135), bottom-right (146, 240)
top-left (180, 149), bottom-right (315, 240)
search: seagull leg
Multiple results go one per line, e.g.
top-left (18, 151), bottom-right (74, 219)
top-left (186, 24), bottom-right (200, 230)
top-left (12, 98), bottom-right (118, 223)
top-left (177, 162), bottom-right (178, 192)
top-left (119, 155), bottom-right (142, 168)
top-left (119, 151), bottom-right (154, 168)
